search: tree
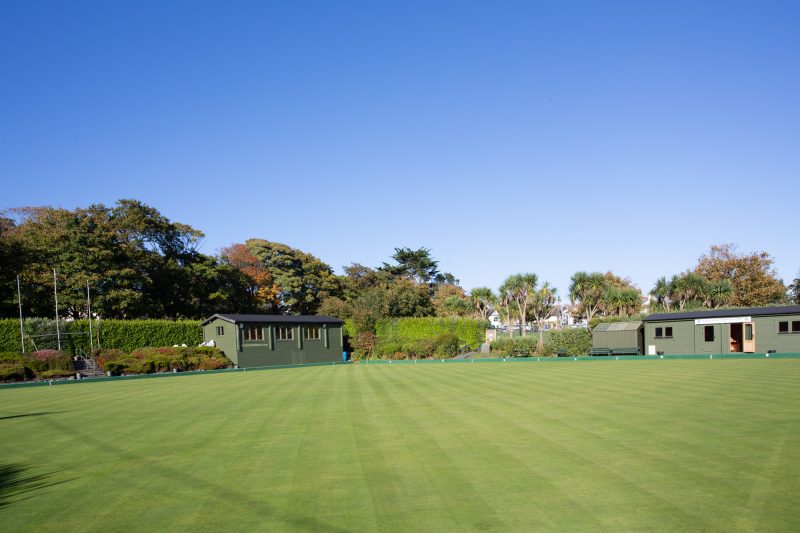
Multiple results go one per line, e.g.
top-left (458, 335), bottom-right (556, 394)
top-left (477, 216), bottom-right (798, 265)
top-left (500, 273), bottom-right (538, 336)
top-left (432, 284), bottom-right (468, 317)
top-left (790, 272), bottom-right (800, 304)
top-left (569, 272), bottom-right (607, 323)
top-left (245, 239), bottom-right (341, 315)
top-left (694, 244), bottom-right (786, 306)
top-left (650, 277), bottom-right (673, 312)
top-left (380, 247), bottom-right (457, 288)
top-left (529, 282), bottom-right (557, 352)
top-left (469, 287), bottom-right (495, 321)
top-left (707, 279), bottom-right (734, 308)
top-left (221, 244), bottom-right (280, 312)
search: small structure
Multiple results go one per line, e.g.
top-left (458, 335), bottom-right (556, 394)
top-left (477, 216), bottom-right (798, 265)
top-left (642, 305), bottom-right (800, 355)
top-left (591, 321), bottom-right (644, 355)
top-left (201, 314), bottom-right (345, 368)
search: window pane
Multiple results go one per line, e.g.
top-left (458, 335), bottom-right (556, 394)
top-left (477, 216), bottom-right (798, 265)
top-left (793, 321), bottom-right (800, 332)
top-left (704, 326), bottom-right (714, 342)
top-left (779, 321), bottom-right (789, 333)
top-left (665, 327), bottom-right (673, 337)
top-left (655, 327), bottom-right (663, 338)
top-left (745, 324), bottom-right (753, 340)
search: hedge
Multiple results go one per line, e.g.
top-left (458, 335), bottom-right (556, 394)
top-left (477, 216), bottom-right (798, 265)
top-left (371, 317), bottom-right (487, 359)
top-left (0, 318), bottom-right (202, 354)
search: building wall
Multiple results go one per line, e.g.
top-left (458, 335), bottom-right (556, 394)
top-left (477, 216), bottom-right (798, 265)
top-left (644, 314), bottom-right (800, 355)
top-left (205, 320), bottom-right (344, 367)
top-left (592, 329), bottom-right (641, 350)
top-left (202, 318), bottom-right (240, 365)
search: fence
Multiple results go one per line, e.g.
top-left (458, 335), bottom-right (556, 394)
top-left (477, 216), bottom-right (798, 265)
top-left (3, 352), bottom-right (799, 390)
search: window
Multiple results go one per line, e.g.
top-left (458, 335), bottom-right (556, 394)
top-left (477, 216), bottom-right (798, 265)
top-left (655, 327), bottom-right (663, 338)
top-left (277, 326), bottom-right (293, 341)
top-left (745, 324), bottom-right (753, 341)
top-left (665, 327), bottom-right (673, 338)
top-left (304, 326), bottom-right (321, 340)
top-left (244, 326), bottom-right (263, 341)
top-left (793, 321), bottom-right (800, 333)
top-left (779, 321), bottom-right (789, 333)
top-left (704, 325), bottom-right (714, 342)
top-left (216, 326), bottom-right (224, 336)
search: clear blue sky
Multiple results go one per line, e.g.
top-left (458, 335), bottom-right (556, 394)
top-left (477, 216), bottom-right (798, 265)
top-left (2, 1), bottom-right (798, 297)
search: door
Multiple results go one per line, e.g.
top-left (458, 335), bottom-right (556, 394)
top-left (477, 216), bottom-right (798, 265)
top-left (743, 322), bottom-right (755, 353)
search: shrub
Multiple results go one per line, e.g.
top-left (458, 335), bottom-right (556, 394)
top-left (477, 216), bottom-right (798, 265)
top-left (375, 317), bottom-right (485, 349)
top-left (544, 328), bottom-right (592, 356)
top-left (0, 363), bottom-right (32, 381)
top-left (38, 369), bottom-right (76, 379)
top-left (432, 333), bottom-right (459, 357)
top-left (490, 336), bottom-right (540, 356)
top-left (351, 332), bottom-right (376, 360)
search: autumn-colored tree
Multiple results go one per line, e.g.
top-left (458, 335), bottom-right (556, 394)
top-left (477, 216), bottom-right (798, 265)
top-left (432, 284), bottom-right (468, 317)
top-left (694, 244), bottom-right (786, 307)
top-left (221, 244), bottom-right (280, 311)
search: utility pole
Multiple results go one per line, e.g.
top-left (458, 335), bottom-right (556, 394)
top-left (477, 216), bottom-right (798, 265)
top-left (87, 280), bottom-right (94, 351)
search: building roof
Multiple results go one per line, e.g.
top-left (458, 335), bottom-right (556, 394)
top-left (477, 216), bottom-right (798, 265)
top-left (593, 321), bottom-right (643, 332)
top-left (642, 305), bottom-right (800, 322)
top-left (201, 313), bottom-right (344, 326)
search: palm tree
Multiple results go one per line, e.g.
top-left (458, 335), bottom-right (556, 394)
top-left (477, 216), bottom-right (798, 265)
top-left (501, 273), bottom-right (539, 336)
top-left (708, 279), bottom-right (733, 308)
top-left (569, 271), bottom-right (607, 323)
top-left (470, 287), bottom-right (495, 321)
top-left (650, 276), bottom-right (673, 311)
top-left (529, 282), bottom-right (557, 352)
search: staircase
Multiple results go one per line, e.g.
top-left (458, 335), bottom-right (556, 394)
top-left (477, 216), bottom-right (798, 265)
top-left (74, 355), bottom-right (106, 378)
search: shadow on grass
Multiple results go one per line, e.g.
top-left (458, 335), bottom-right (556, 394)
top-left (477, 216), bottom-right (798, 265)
top-left (0, 411), bottom-right (68, 421)
top-left (0, 463), bottom-right (74, 508)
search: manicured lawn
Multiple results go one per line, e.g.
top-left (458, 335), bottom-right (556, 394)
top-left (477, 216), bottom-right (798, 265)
top-left (1, 359), bottom-right (799, 531)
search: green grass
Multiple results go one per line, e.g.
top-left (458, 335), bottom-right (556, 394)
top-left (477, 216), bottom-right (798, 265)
top-left (1, 360), bottom-right (799, 531)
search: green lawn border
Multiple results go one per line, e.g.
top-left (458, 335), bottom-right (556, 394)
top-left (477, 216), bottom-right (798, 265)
top-left (2, 352), bottom-right (799, 390)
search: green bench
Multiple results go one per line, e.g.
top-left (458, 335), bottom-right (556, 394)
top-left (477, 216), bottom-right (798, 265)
top-left (612, 348), bottom-right (641, 356)
top-left (588, 348), bottom-right (612, 357)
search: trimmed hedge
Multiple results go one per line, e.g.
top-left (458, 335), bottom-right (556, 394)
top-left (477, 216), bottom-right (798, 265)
top-left (0, 318), bottom-right (202, 354)
top-left (489, 328), bottom-right (592, 357)
top-left (371, 317), bottom-right (486, 359)
top-left (375, 317), bottom-right (486, 347)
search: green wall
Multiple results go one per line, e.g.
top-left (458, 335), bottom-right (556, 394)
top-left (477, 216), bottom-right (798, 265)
top-left (203, 318), bottom-right (343, 368)
top-left (644, 313), bottom-right (800, 355)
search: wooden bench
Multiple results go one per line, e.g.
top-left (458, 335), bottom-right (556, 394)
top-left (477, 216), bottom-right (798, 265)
top-left (588, 348), bottom-right (612, 357)
top-left (557, 349), bottom-right (569, 357)
top-left (612, 348), bottom-right (641, 356)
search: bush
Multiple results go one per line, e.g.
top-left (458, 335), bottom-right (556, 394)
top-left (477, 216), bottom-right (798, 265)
top-left (0, 363), bottom-right (32, 381)
top-left (375, 317), bottom-right (485, 349)
top-left (351, 332), bottom-right (376, 360)
top-left (544, 328), bottom-right (592, 356)
top-left (432, 333), bottom-right (459, 358)
top-left (38, 369), bottom-right (76, 379)
top-left (490, 336), bottom-right (539, 356)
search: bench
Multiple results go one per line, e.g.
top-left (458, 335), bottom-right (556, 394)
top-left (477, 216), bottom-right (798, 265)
top-left (511, 348), bottom-right (531, 357)
top-left (557, 349), bottom-right (569, 357)
top-left (612, 348), bottom-right (641, 356)
top-left (588, 348), bottom-right (612, 357)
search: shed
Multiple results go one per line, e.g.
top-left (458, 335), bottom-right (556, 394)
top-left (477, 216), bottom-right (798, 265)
top-left (591, 321), bottom-right (644, 355)
top-left (201, 314), bottom-right (345, 368)
top-left (642, 305), bottom-right (800, 355)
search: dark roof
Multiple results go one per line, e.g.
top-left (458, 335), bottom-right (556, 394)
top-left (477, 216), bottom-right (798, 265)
top-left (201, 313), bottom-right (344, 326)
top-left (643, 305), bottom-right (800, 322)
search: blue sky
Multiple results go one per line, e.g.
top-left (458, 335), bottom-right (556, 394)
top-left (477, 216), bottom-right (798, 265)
top-left (2, 1), bottom-right (798, 297)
